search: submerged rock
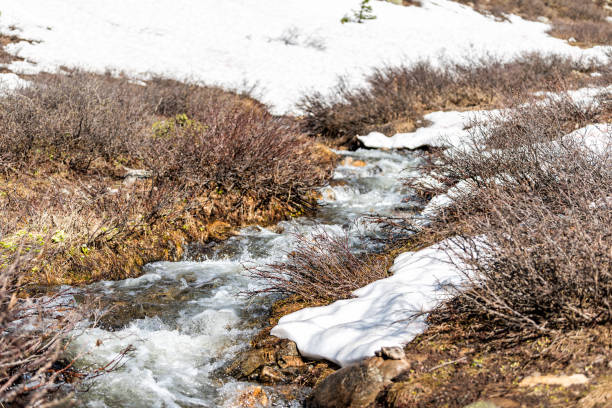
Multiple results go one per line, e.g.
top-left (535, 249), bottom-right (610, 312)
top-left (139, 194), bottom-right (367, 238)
top-left (307, 354), bottom-right (409, 408)
top-left (227, 338), bottom-right (336, 386)
top-left (260, 366), bottom-right (286, 383)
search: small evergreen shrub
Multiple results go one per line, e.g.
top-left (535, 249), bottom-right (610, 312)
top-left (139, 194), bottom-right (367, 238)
top-left (341, 0), bottom-right (377, 24)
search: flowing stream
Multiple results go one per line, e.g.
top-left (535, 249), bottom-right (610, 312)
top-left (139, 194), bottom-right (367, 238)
top-left (70, 148), bottom-right (421, 407)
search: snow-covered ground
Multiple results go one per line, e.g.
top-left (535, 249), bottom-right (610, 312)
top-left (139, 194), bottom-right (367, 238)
top-left (0, 72), bottom-right (29, 92)
top-left (271, 240), bottom-right (463, 367)
top-left (0, 0), bottom-right (608, 114)
top-left (358, 110), bottom-right (495, 149)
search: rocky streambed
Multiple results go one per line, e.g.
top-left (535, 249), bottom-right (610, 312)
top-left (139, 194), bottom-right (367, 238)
top-left (69, 148), bottom-right (421, 407)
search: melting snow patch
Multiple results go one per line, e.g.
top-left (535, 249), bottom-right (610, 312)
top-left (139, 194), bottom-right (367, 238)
top-left (0, 72), bottom-right (29, 92)
top-left (358, 86), bottom-right (612, 151)
top-left (0, 0), bottom-right (608, 113)
top-left (562, 123), bottom-right (611, 155)
top-left (270, 239), bottom-right (463, 367)
top-left (358, 110), bottom-right (497, 150)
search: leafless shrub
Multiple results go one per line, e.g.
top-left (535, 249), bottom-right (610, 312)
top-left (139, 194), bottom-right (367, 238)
top-left (0, 71), bottom-right (335, 283)
top-left (298, 53), bottom-right (601, 143)
top-left (453, 0), bottom-right (608, 22)
top-left (269, 27), bottom-right (326, 51)
top-left (250, 229), bottom-right (389, 303)
top-left (401, 93), bottom-right (612, 335)
top-left (478, 93), bottom-right (605, 149)
top-left (549, 20), bottom-right (612, 45)
top-left (0, 252), bottom-right (81, 407)
top-left (405, 92), bottom-right (610, 200)
top-left (0, 246), bottom-right (137, 406)
top-left (438, 153), bottom-right (612, 332)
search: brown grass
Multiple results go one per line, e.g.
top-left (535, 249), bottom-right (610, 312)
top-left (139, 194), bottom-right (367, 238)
top-left (550, 20), bottom-right (612, 46)
top-left (381, 320), bottom-right (612, 407)
top-left (0, 71), bottom-right (336, 285)
top-left (298, 53), bottom-right (605, 145)
top-left (453, 0), bottom-right (612, 46)
top-left (0, 34), bottom-right (25, 69)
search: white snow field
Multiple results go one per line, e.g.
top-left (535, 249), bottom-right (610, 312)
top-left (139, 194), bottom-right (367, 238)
top-left (271, 240), bottom-right (463, 367)
top-left (0, 0), bottom-right (608, 114)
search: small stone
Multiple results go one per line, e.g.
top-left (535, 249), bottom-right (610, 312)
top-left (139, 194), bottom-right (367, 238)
top-left (488, 398), bottom-right (519, 408)
top-left (207, 220), bottom-right (232, 239)
top-left (235, 386), bottom-right (269, 408)
top-left (377, 346), bottom-right (405, 360)
top-left (260, 366), bottom-right (286, 383)
top-left (463, 402), bottom-right (499, 408)
top-left (519, 373), bottom-right (589, 387)
top-left (308, 356), bottom-right (409, 408)
top-left (276, 340), bottom-right (299, 358)
top-left (123, 167), bottom-right (152, 179)
top-left (278, 355), bottom-right (305, 369)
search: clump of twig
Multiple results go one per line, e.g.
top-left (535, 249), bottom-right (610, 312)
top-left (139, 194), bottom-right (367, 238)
top-left (250, 229), bottom-right (389, 303)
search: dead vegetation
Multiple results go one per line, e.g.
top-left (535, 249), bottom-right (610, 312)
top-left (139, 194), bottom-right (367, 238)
top-left (298, 53), bottom-right (607, 145)
top-left (380, 320), bottom-right (612, 407)
top-left (0, 248), bottom-right (135, 407)
top-left (0, 34), bottom-right (25, 70)
top-left (0, 252), bottom-right (80, 407)
top-left (363, 84), bottom-right (612, 407)
top-left (250, 229), bottom-right (390, 303)
top-left (396, 90), bottom-right (612, 336)
top-left (0, 71), bottom-right (336, 285)
top-left (453, 0), bottom-right (612, 46)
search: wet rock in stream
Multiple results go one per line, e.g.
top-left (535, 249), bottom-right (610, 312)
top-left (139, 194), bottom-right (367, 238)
top-left (227, 338), bottom-right (336, 386)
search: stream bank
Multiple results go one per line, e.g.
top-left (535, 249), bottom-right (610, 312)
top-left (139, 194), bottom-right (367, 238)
top-left (69, 148), bottom-right (420, 407)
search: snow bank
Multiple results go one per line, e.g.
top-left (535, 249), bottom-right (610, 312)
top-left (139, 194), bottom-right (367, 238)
top-left (0, 0), bottom-right (607, 114)
top-left (0, 72), bottom-right (29, 92)
top-left (562, 123), bottom-right (611, 155)
top-left (270, 239), bottom-right (463, 367)
top-left (358, 86), bottom-right (612, 150)
top-left (358, 110), bottom-right (497, 150)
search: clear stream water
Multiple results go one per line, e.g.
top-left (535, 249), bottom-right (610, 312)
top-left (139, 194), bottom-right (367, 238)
top-left (70, 148), bottom-right (421, 408)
